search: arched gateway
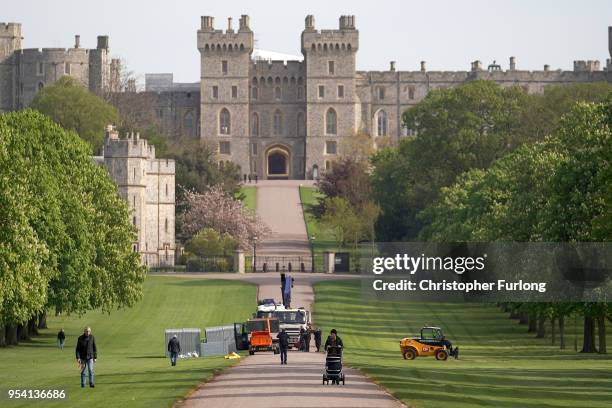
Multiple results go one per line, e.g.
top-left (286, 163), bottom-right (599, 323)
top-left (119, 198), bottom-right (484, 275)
top-left (266, 145), bottom-right (290, 179)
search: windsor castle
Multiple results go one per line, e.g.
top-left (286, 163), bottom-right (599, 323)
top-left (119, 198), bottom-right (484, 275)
top-left (2, 16), bottom-right (612, 180)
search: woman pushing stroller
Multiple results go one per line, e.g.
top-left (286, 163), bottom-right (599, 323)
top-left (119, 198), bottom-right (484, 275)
top-left (324, 329), bottom-right (344, 354)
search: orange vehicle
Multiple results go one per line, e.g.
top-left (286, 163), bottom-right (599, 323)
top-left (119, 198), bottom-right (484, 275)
top-left (399, 326), bottom-right (459, 361)
top-left (246, 317), bottom-right (280, 355)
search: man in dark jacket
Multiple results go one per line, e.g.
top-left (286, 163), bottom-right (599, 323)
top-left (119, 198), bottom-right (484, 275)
top-left (277, 329), bottom-right (290, 365)
top-left (314, 327), bottom-right (322, 352)
top-left (324, 329), bottom-right (344, 355)
top-left (57, 329), bottom-right (65, 350)
top-left (75, 327), bottom-right (97, 388)
top-left (167, 335), bottom-right (181, 366)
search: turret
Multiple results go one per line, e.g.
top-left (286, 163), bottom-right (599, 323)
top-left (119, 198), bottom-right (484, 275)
top-left (0, 22), bottom-right (22, 60)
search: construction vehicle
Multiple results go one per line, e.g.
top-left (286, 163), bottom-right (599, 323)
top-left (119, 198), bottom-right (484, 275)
top-left (399, 326), bottom-right (459, 361)
top-left (272, 307), bottom-right (310, 349)
top-left (256, 299), bottom-right (285, 319)
top-left (245, 317), bottom-right (280, 355)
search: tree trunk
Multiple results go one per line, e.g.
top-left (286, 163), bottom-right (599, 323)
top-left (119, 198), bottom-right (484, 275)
top-left (5, 325), bottom-right (18, 345)
top-left (38, 311), bottom-right (48, 329)
top-left (597, 316), bottom-right (606, 354)
top-left (518, 313), bottom-right (529, 325)
top-left (528, 314), bottom-right (537, 333)
top-left (17, 324), bottom-right (30, 341)
top-left (27, 318), bottom-right (39, 337)
top-left (581, 316), bottom-right (597, 353)
top-left (536, 315), bottom-right (547, 338)
top-left (551, 317), bottom-right (556, 345)
top-left (559, 316), bottom-right (565, 350)
top-left (0, 325), bottom-right (6, 347)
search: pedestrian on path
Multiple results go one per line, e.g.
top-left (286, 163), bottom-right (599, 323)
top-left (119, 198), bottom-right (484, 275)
top-left (304, 324), bottom-right (312, 352)
top-left (168, 334), bottom-right (181, 366)
top-left (75, 326), bottom-right (97, 388)
top-left (277, 329), bottom-right (289, 364)
top-left (57, 328), bottom-right (65, 350)
top-left (243, 174), bottom-right (247, 184)
top-left (248, 174), bottom-right (252, 183)
top-left (254, 174), bottom-right (258, 184)
top-left (325, 329), bottom-right (344, 355)
top-left (314, 327), bottom-right (322, 352)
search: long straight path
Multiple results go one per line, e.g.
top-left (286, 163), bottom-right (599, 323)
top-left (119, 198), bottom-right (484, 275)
top-left (176, 273), bottom-right (405, 408)
top-left (254, 180), bottom-right (314, 256)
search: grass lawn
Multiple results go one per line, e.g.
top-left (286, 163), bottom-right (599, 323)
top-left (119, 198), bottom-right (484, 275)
top-left (313, 280), bottom-right (612, 408)
top-left (0, 276), bottom-right (256, 408)
top-left (239, 186), bottom-right (257, 211)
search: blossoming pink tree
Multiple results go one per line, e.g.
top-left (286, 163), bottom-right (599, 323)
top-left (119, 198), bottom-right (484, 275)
top-left (180, 185), bottom-right (270, 249)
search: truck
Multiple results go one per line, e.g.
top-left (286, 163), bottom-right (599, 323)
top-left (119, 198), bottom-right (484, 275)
top-left (256, 299), bottom-right (285, 319)
top-left (272, 308), bottom-right (310, 349)
top-left (245, 317), bottom-right (280, 355)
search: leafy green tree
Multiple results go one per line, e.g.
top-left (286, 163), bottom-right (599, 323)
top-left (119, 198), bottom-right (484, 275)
top-left (0, 110), bottom-right (146, 346)
top-left (185, 228), bottom-right (237, 257)
top-left (30, 76), bottom-right (119, 154)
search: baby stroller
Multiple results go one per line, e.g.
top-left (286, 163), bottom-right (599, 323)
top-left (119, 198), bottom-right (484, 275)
top-left (322, 345), bottom-right (345, 385)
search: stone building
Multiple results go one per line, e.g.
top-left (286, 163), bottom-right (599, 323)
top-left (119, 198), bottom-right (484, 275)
top-left (0, 22), bottom-right (120, 112)
top-left (144, 16), bottom-right (612, 180)
top-left (95, 126), bottom-right (176, 267)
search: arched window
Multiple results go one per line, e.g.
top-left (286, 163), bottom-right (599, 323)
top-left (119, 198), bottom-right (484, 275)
top-left (376, 110), bottom-right (388, 137)
top-left (274, 86), bottom-right (281, 100)
top-left (252, 113), bottom-right (259, 136)
top-left (183, 111), bottom-right (194, 135)
top-left (326, 108), bottom-right (337, 135)
top-left (219, 108), bottom-right (231, 134)
top-left (273, 110), bottom-right (283, 135)
top-left (297, 112), bottom-right (305, 136)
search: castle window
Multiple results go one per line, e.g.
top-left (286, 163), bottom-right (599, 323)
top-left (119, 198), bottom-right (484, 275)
top-left (133, 195), bottom-right (136, 207)
top-left (133, 167), bottom-right (136, 180)
top-left (212, 86), bottom-right (219, 99)
top-left (273, 110), bottom-right (283, 135)
top-left (232, 86), bottom-right (238, 99)
top-left (297, 86), bottom-right (304, 100)
top-left (297, 112), bottom-right (305, 136)
top-left (64, 62), bottom-right (71, 75)
top-left (377, 86), bottom-right (385, 100)
top-left (37, 62), bottom-right (44, 76)
top-left (337, 85), bottom-right (344, 98)
top-left (376, 110), bottom-right (388, 137)
top-left (183, 111), bottom-right (194, 134)
top-left (251, 113), bottom-right (259, 136)
top-left (165, 184), bottom-right (168, 196)
top-left (325, 141), bottom-right (337, 155)
top-left (133, 216), bottom-right (137, 226)
top-left (318, 85), bottom-right (325, 98)
top-left (222, 60), bottom-right (228, 74)
top-left (251, 143), bottom-right (258, 155)
top-left (408, 86), bottom-right (415, 100)
top-left (165, 218), bottom-right (168, 233)
top-left (325, 160), bottom-right (332, 171)
top-left (325, 108), bottom-right (337, 135)
top-left (328, 61), bottom-right (335, 75)
top-left (275, 86), bottom-right (281, 100)
top-left (219, 141), bottom-right (231, 154)
top-left (252, 86), bottom-right (258, 100)
top-left (219, 108), bottom-right (231, 134)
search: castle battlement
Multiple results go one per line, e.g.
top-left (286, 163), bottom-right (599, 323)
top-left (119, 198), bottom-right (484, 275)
top-left (252, 60), bottom-right (304, 75)
top-left (19, 48), bottom-right (91, 58)
top-left (0, 22), bottom-right (21, 35)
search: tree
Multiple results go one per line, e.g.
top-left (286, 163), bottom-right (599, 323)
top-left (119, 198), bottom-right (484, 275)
top-left (185, 228), bottom-right (237, 257)
top-left (30, 76), bottom-right (119, 154)
top-left (180, 185), bottom-right (270, 249)
top-left (0, 110), bottom-right (146, 346)
top-left (314, 156), bottom-right (373, 217)
top-left (373, 80), bottom-right (529, 241)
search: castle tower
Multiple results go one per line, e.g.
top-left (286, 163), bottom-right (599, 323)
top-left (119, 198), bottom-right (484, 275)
top-left (89, 35), bottom-right (111, 95)
top-left (301, 15), bottom-right (359, 178)
top-left (198, 15), bottom-right (254, 172)
top-left (0, 23), bottom-right (22, 111)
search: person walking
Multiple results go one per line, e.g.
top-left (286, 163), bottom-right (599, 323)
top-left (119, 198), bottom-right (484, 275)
top-left (57, 328), bottom-right (65, 350)
top-left (75, 327), bottom-right (97, 388)
top-left (314, 327), bottom-right (322, 352)
top-left (167, 334), bottom-right (181, 366)
top-left (254, 174), bottom-right (258, 184)
top-left (277, 329), bottom-right (290, 365)
top-left (304, 324), bottom-right (312, 352)
top-left (248, 174), bottom-right (252, 183)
